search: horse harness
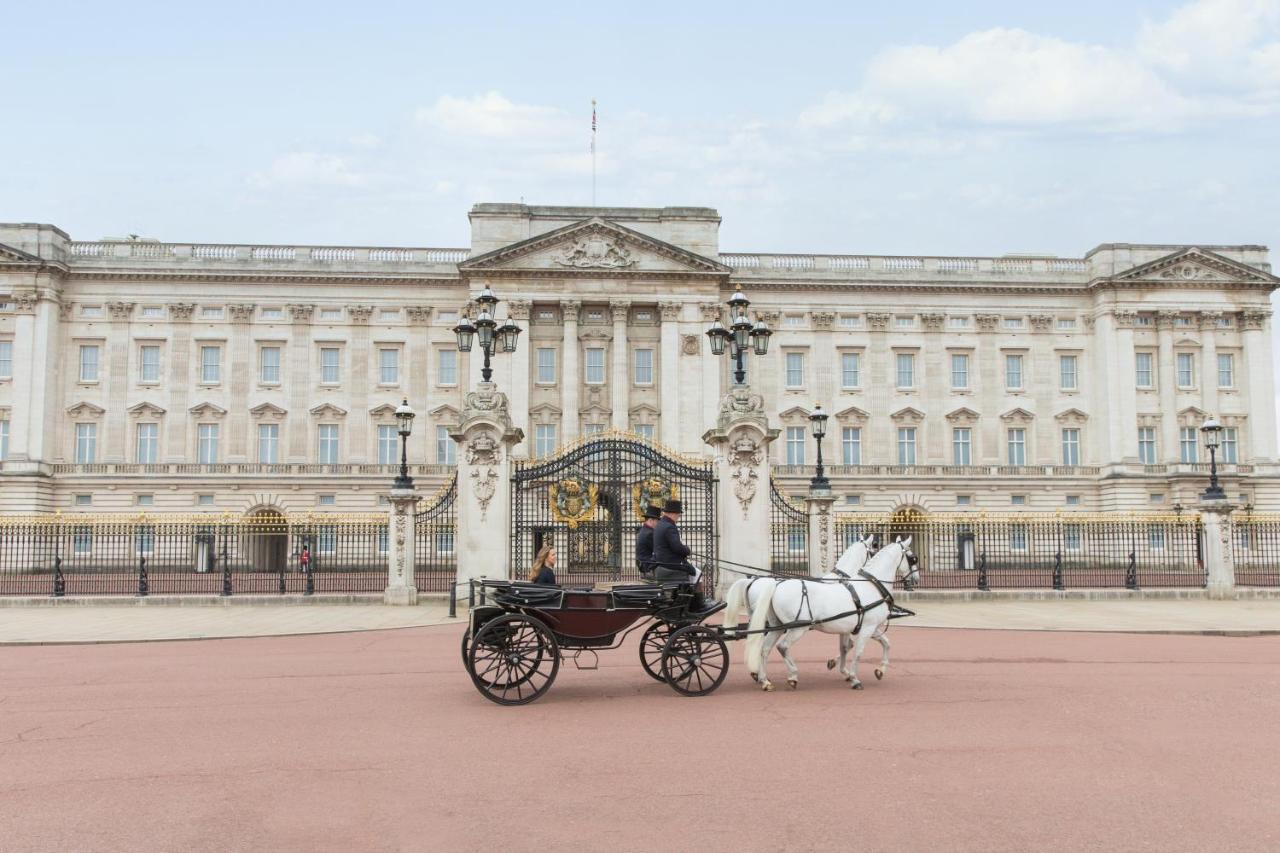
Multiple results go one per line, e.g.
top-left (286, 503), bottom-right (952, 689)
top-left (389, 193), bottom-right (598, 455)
top-left (775, 567), bottom-right (913, 636)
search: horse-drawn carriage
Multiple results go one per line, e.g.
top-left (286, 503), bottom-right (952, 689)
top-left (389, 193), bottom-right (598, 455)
top-left (461, 537), bottom-right (920, 706)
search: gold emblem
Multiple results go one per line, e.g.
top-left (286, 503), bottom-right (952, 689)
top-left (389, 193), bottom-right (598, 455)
top-left (549, 478), bottom-right (599, 529)
top-left (632, 477), bottom-right (679, 520)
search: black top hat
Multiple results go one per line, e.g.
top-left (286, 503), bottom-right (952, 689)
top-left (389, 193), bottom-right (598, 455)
top-left (662, 499), bottom-right (683, 514)
top-left (643, 504), bottom-right (662, 519)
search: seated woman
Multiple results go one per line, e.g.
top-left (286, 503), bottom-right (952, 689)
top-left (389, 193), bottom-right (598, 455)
top-left (527, 543), bottom-right (558, 586)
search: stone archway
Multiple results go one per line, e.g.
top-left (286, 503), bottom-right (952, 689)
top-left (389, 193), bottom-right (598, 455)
top-left (246, 507), bottom-right (288, 574)
top-left (889, 505), bottom-right (929, 572)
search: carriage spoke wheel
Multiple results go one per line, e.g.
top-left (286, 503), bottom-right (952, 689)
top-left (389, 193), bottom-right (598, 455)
top-left (660, 625), bottom-right (729, 697)
top-left (639, 622), bottom-right (673, 682)
top-left (467, 614), bottom-right (560, 706)
top-left (460, 629), bottom-right (472, 670)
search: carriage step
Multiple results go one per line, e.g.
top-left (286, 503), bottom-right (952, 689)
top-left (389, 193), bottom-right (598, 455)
top-left (572, 650), bottom-right (599, 671)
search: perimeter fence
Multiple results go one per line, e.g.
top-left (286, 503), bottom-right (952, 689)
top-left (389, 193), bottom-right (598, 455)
top-left (1232, 513), bottom-right (1280, 587)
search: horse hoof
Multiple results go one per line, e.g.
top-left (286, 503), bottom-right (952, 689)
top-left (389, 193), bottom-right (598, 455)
top-left (787, 679), bottom-right (798, 690)
top-left (844, 675), bottom-right (854, 683)
top-left (826, 659), bottom-right (837, 670)
top-left (749, 672), bottom-right (759, 683)
top-left (874, 668), bottom-right (884, 680)
top-left (851, 681), bottom-right (864, 691)
top-left (762, 682), bottom-right (775, 692)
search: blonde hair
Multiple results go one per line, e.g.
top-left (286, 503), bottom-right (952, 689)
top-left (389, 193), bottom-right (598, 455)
top-left (528, 543), bottom-right (555, 582)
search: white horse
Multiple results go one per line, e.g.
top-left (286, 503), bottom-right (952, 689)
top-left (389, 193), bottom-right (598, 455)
top-left (744, 537), bottom-right (918, 691)
top-left (721, 536), bottom-right (877, 674)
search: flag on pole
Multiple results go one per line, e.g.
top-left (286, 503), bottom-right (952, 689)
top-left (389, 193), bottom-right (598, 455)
top-left (591, 99), bottom-right (597, 151)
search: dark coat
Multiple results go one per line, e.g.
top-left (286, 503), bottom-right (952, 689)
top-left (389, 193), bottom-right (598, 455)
top-left (652, 516), bottom-right (693, 575)
top-left (533, 567), bottom-right (556, 585)
top-left (635, 523), bottom-right (656, 572)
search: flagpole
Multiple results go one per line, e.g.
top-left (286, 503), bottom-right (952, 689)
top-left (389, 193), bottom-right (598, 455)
top-left (591, 98), bottom-right (597, 206)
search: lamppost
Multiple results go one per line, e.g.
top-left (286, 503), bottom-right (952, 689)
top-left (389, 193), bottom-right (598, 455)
top-left (393, 398), bottom-right (416, 489)
top-left (451, 287), bottom-right (522, 383)
top-left (705, 287), bottom-right (772, 385)
top-left (808, 403), bottom-right (830, 492)
top-left (1200, 415), bottom-right (1226, 501)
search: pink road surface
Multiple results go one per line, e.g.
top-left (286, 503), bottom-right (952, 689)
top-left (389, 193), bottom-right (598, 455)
top-left (2, 625), bottom-right (1278, 853)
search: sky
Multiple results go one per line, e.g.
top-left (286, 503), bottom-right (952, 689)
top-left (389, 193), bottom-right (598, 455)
top-left (3, 0), bottom-right (1279, 419)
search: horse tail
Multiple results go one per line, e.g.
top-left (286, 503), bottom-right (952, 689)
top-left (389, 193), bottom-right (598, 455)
top-left (723, 578), bottom-right (748, 639)
top-left (744, 580), bottom-right (777, 672)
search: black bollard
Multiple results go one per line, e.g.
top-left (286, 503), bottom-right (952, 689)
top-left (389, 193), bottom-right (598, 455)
top-left (448, 582), bottom-right (457, 618)
top-left (137, 556), bottom-right (149, 597)
top-left (278, 554), bottom-right (286, 595)
top-left (1053, 551), bottom-right (1064, 591)
top-left (52, 556), bottom-right (65, 598)
top-left (221, 548), bottom-right (232, 597)
top-left (977, 552), bottom-right (989, 592)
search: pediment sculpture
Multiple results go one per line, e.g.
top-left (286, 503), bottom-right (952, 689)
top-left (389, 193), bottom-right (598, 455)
top-left (554, 236), bottom-right (636, 269)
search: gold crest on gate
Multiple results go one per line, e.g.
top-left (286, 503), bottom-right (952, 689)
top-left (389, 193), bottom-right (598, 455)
top-left (632, 477), bottom-right (679, 520)
top-left (549, 477), bottom-right (598, 529)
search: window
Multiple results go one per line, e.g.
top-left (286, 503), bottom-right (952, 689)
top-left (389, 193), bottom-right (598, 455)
top-left (894, 316), bottom-right (914, 328)
top-left (0, 419), bottom-right (8, 461)
top-left (583, 423), bottom-right (605, 436)
top-left (259, 346), bottom-right (281, 383)
top-left (839, 316), bottom-right (862, 329)
top-left (318, 425), bottom-right (339, 464)
top-left (75, 423), bottom-right (97, 463)
top-left (261, 308), bottom-right (284, 320)
top-left (79, 345), bottom-right (100, 382)
top-left (897, 427), bottom-right (916, 465)
top-left (81, 305), bottom-right (103, 318)
top-left (320, 308), bottom-right (342, 321)
top-left (1009, 524), bottom-right (1028, 550)
top-left (948, 316), bottom-right (970, 329)
top-left (377, 425), bottom-right (398, 465)
top-left (1059, 355), bottom-right (1078, 391)
top-left (895, 353), bottom-right (915, 388)
top-left (1135, 352), bottom-right (1154, 387)
top-left (846, 495), bottom-right (862, 506)
top-left (198, 424), bottom-right (219, 464)
top-left (136, 526), bottom-right (155, 555)
top-left (197, 494), bottom-right (215, 506)
top-left (1217, 353), bottom-right (1234, 388)
top-left (200, 346), bottom-right (221, 383)
top-left (535, 424), bottom-right (557, 458)
top-left (75, 494), bottom-right (92, 507)
top-left (1222, 427), bottom-right (1239, 464)
top-left (200, 307), bottom-right (223, 319)
top-left (1003, 317), bottom-right (1024, 329)
top-left (1135, 315), bottom-right (1153, 327)
top-left (787, 530), bottom-right (807, 553)
top-left (140, 306), bottom-right (163, 319)
top-left (841, 353), bottom-right (860, 389)
top-left (377, 528), bottom-right (389, 554)
top-left (320, 347), bottom-right (340, 383)
top-left (258, 424), bottom-right (280, 464)
top-left (1065, 495), bottom-right (1081, 506)
top-left (784, 315), bottom-right (805, 328)
top-left (436, 532), bottom-right (455, 555)
top-left (1138, 427), bottom-right (1157, 465)
top-left (139, 345), bottom-right (161, 382)
top-left (786, 426), bottom-right (806, 465)
top-left (950, 354), bottom-right (969, 389)
top-left (1061, 428), bottom-right (1080, 466)
top-left (1175, 316), bottom-right (1193, 327)
top-left (136, 494), bottom-right (153, 506)
top-left (956, 495), bottom-right (971, 506)
top-left (1063, 525), bottom-right (1081, 550)
top-left (317, 526), bottom-right (337, 554)
top-left (318, 494), bottom-right (336, 506)
top-left (438, 349), bottom-right (458, 385)
top-left (633, 348), bottom-right (654, 385)
top-left (135, 423), bottom-right (158, 464)
top-left (438, 311), bottom-right (458, 323)
top-left (1176, 353), bottom-right (1195, 388)
top-left (1007, 428), bottom-right (1026, 465)
top-left (1149, 493), bottom-right (1165, 505)
top-left (841, 427), bottom-right (861, 465)
top-left (952, 428), bottom-right (972, 465)
top-left (785, 353), bottom-right (805, 388)
top-left (585, 348), bottom-right (605, 384)
top-left (1056, 318), bottom-right (1076, 330)
top-left (378, 348), bottom-right (399, 384)
top-left (1011, 495), bottom-right (1027, 506)
top-left (379, 309), bottom-right (399, 320)
top-left (536, 348), bottom-right (557, 383)
top-left (74, 527), bottom-right (92, 554)
top-left (0, 340), bottom-right (12, 378)
top-left (1149, 527), bottom-right (1166, 549)
top-left (633, 423), bottom-right (655, 440)
top-left (1004, 354), bottom-right (1023, 390)
top-left (1179, 427), bottom-right (1197, 463)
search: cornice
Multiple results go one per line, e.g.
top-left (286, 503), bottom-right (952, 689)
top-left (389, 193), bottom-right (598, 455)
top-left (64, 269), bottom-right (462, 286)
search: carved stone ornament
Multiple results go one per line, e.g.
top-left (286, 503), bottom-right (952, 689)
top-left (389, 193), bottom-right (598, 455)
top-left (1155, 310), bottom-right (1178, 329)
top-left (107, 301), bottom-right (135, 321)
top-left (461, 382), bottom-right (512, 425)
top-left (168, 303), bottom-right (196, 321)
top-left (920, 313), bottom-right (945, 332)
top-left (228, 304), bottom-right (255, 323)
top-left (681, 334), bottom-right (700, 356)
top-left (1160, 263), bottom-right (1223, 281)
top-left (1082, 315), bottom-right (1097, 331)
top-left (13, 292), bottom-right (38, 315)
top-left (816, 501), bottom-right (831, 568)
top-left (610, 300), bottom-right (630, 323)
top-left (1197, 310), bottom-right (1223, 330)
top-left (507, 300), bottom-right (532, 321)
top-left (717, 386), bottom-right (768, 432)
top-left (347, 306), bottom-right (373, 324)
top-left (866, 313), bottom-right (891, 331)
top-left (812, 311), bottom-right (836, 330)
top-left (392, 507), bottom-right (408, 583)
top-left (1113, 310), bottom-right (1138, 328)
top-left (658, 301), bottom-right (682, 322)
top-left (728, 433), bottom-right (763, 519)
top-left (466, 430), bottom-right (499, 465)
top-left (699, 303), bottom-right (723, 323)
top-left (58, 302), bottom-right (74, 321)
top-left (404, 306), bottom-right (432, 325)
top-left (975, 314), bottom-right (1000, 332)
top-left (1030, 314), bottom-right (1053, 332)
top-left (287, 303), bottom-right (315, 322)
top-left (471, 467), bottom-right (499, 520)
top-left (555, 236), bottom-right (635, 268)
top-left (1240, 309), bottom-right (1271, 331)
top-left (549, 477), bottom-right (599, 529)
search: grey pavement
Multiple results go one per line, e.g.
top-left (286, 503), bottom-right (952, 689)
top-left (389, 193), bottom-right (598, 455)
top-left (3, 596), bottom-right (1280, 644)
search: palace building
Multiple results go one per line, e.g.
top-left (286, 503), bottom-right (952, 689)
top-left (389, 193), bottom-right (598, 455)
top-left (0, 203), bottom-right (1276, 516)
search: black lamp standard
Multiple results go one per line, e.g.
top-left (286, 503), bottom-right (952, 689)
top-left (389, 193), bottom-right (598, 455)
top-left (1200, 415), bottom-right (1226, 501)
top-left (393, 398), bottom-right (416, 489)
top-left (705, 287), bottom-right (772, 384)
top-left (452, 287), bottom-right (522, 383)
top-left (809, 403), bottom-right (830, 491)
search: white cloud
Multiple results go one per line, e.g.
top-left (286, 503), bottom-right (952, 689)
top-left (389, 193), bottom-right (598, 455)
top-left (249, 152), bottom-right (368, 189)
top-left (349, 132), bottom-right (382, 148)
top-left (416, 91), bottom-right (570, 140)
top-left (1138, 0), bottom-right (1280, 74)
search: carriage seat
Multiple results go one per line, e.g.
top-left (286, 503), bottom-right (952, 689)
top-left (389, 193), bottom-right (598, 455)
top-left (609, 584), bottom-right (672, 607)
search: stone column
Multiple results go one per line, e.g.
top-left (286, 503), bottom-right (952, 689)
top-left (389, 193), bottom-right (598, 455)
top-left (975, 314), bottom-right (1000, 463)
top-left (1241, 309), bottom-right (1276, 461)
top-left (659, 301), bottom-right (682, 448)
top-left (1198, 501), bottom-right (1236, 600)
top-left (507, 300), bottom-right (532, 453)
top-left (920, 313), bottom-right (946, 462)
top-left (867, 313), bottom-right (893, 462)
top-left (226, 303), bottom-right (255, 461)
top-left (7, 291), bottom-right (60, 466)
top-left (610, 300), bottom-right (630, 431)
top-left (703, 387), bottom-right (779, 596)
top-left (1198, 311), bottom-right (1220, 420)
top-left (699, 303), bottom-right (723, 441)
top-left (103, 301), bottom-right (134, 461)
top-left (805, 490), bottom-right (837, 577)
top-left (560, 300), bottom-right (580, 443)
top-left (165, 303), bottom-right (195, 461)
top-left (450, 383), bottom-right (524, 589)
top-left (347, 306), bottom-right (373, 462)
top-left (1156, 311), bottom-right (1179, 463)
top-left (384, 487), bottom-right (418, 605)
top-left (287, 304), bottom-right (314, 463)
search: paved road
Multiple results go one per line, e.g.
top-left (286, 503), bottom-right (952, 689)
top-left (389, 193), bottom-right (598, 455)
top-left (2, 625), bottom-right (1278, 852)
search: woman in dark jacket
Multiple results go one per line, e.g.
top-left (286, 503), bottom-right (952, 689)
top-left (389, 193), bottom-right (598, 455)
top-left (527, 543), bottom-right (558, 585)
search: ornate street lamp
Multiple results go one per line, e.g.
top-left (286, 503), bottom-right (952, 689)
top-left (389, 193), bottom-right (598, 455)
top-left (705, 287), bottom-right (771, 385)
top-left (809, 403), bottom-right (830, 491)
top-left (1200, 415), bottom-right (1226, 500)
top-left (393, 398), bottom-right (416, 489)
top-left (452, 287), bottom-right (521, 383)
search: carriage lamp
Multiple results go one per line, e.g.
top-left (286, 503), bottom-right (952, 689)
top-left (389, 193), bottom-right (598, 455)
top-left (454, 287), bottom-right (521, 384)
top-left (452, 315), bottom-right (477, 352)
top-left (497, 319), bottom-right (522, 353)
top-left (705, 287), bottom-right (772, 385)
top-left (809, 403), bottom-right (830, 491)
top-left (1200, 415), bottom-right (1226, 501)
top-left (394, 398), bottom-right (416, 490)
top-left (475, 308), bottom-right (496, 351)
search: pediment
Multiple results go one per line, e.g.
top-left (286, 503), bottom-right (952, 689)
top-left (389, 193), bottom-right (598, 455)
top-left (890, 406), bottom-right (925, 424)
top-left (529, 402), bottom-right (563, 416)
top-left (368, 403), bottom-right (399, 417)
top-left (1000, 407), bottom-right (1035, 423)
top-left (629, 403), bottom-right (660, 417)
top-left (1055, 407), bottom-right (1089, 424)
top-left (1178, 406), bottom-right (1208, 419)
top-left (127, 401), bottom-right (167, 418)
top-left (0, 242), bottom-right (41, 264)
top-left (581, 401), bottom-right (611, 415)
top-left (309, 403), bottom-right (347, 419)
top-left (458, 217), bottom-right (730, 276)
top-left (429, 404), bottom-right (461, 420)
top-left (1110, 248), bottom-right (1276, 287)
top-left (188, 402), bottom-right (227, 419)
top-left (250, 402), bottom-right (288, 419)
top-left (778, 406), bottom-right (812, 421)
top-left (66, 401), bottom-right (106, 418)
top-left (835, 406), bottom-right (869, 422)
top-left (945, 407), bottom-right (981, 423)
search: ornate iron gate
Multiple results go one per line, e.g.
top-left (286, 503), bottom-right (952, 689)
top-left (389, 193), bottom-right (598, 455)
top-left (770, 479), bottom-right (809, 576)
top-left (414, 474), bottom-right (458, 592)
top-left (510, 436), bottom-right (717, 587)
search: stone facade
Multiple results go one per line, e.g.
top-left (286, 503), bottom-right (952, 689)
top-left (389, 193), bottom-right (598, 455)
top-left (0, 203), bottom-right (1277, 515)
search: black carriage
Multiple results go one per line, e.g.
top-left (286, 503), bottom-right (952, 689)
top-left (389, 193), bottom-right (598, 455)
top-left (462, 578), bottom-right (729, 705)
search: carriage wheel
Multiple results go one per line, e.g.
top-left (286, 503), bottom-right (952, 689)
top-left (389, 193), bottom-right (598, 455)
top-left (639, 622), bottom-right (673, 682)
top-left (460, 628), bottom-right (472, 671)
top-left (467, 614), bottom-right (560, 706)
top-left (660, 625), bottom-right (729, 697)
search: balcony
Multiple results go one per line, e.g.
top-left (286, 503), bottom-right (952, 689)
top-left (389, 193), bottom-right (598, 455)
top-left (46, 463), bottom-right (458, 477)
top-left (64, 240), bottom-right (469, 275)
top-left (720, 253), bottom-right (1091, 283)
top-left (771, 464), bottom-right (1102, 478)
